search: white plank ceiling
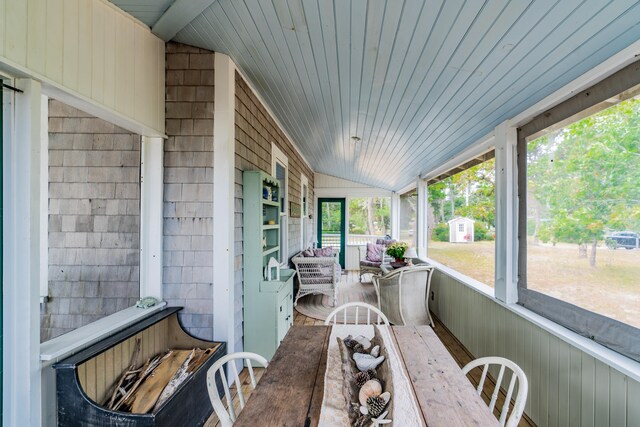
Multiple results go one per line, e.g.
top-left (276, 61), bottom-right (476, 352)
top-left (112, 0), bottom-right (640, 190)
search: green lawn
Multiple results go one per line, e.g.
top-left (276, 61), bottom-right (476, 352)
top-left (428, 240), bottom-right (640, 328)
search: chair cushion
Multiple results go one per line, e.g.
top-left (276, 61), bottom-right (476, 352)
top-left (314, 247), bottom-right (334, 257)
top-left (366, 242), bottom-right (384, 262)
top-left (376, 238), bottom-right (397, 246)
top-left (360, 260), bottom-right (382, 267)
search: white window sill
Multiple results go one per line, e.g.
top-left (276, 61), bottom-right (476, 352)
top-left (423, 257), bottom-right (640, 383)
top-left (40, 302), bottom-right (167, 363)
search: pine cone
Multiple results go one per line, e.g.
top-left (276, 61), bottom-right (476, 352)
top-left (366, 396), bottom-right (387, 418)
top-left (354, 371), bottom-right (371, 388)
top-left (352, 343), bottom-right (364, 353)
top-left (366, 369), bottom-right (377, 379)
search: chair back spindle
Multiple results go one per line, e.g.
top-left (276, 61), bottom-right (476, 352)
top-left (324, 302), bottom-right (390, 326)
top-left (207, 352), bottom-right (269, 427)
top-left (462, 356), bottom-right (528, 427)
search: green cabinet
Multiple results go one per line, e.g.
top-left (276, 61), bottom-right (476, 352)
top-left (242, 171), bottom-right (295, 362)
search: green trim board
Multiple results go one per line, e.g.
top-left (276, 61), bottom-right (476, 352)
top-left (0, 81), bottom-right (3, 418)
top-left (317, 198), bottom-right (345, 268)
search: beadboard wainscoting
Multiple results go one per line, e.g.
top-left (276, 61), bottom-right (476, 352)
top-left (430, 268), bottom-right (640, 427)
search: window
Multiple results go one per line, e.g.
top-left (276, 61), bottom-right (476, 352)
top-left (348, 197), bottom-right (390, 245)
top-left (518, 62), bottom-right (640, 361)
top-left (399, 191), bottom-right (417, 248)
top-left (271, 143), bottom-right (288, 264)
top-left (427, 157), bottom-right (495, 286)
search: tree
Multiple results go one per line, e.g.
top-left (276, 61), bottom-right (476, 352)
top-left (528, 96), bottom-right (640, 267)
top-left (427, 159), bottom-right (496, 242)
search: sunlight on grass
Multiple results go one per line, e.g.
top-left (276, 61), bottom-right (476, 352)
top-left (428, 240), bottom-right (640, 328)
top-left (428, 240), bottom-right (495, 287)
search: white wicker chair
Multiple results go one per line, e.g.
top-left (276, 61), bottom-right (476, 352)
top-left (324, 302), bottom-right (390, 325)
top-left (462, 356), bottom-right (528, 427)
top-left (292, 249), bottom-right (340, 307)
top-left (372, 265), bottom-right (434, 326)
top-left (206, 352), bottom-right (268, 427)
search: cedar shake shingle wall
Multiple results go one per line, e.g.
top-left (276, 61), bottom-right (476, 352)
top-left (163, 42), bottom-right (215, 340)
top-left (234, 71), bottom-right (315, 350)
top-left (43, 100), bottom-right (140, 342)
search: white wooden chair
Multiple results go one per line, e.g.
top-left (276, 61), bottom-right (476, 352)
top-left (324, 302), bottom-right (390, 325)
top-left (206, 352), bottom-right (268, 427)
top-left (462, 357), bottom-right (528, 427)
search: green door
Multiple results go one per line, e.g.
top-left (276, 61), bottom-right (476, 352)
top-left (317, 198), bottom-right (345, 268)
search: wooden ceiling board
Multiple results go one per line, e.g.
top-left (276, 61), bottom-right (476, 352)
top-left (114, 0), bottom-right (640, 190)
top-left (109, 0), bottom-right (174, 26)
top-left (415, 0), bottom-right (640, 180)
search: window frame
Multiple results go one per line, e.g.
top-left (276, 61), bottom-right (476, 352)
top-left (424, 151), bottom-right (497, 290)
top-left (516, 59), bottom-right (640, 362)
top-left (271, 143), bottom-right (289, 265)
top-left (300, 173), bottom-right (309, 250)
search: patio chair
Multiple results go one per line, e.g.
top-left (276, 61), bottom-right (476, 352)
top-left (324, 302), bottom-right (390, 325)
top-left (372, 265), bottom-right (434, 326)
top-left (206, 351), bottom-right (269, 427)
top-left (462, 357), bottom-right (528, 427)
top-left (292, 248), bottom-right (340, 307)
top-left (358, 238), bottom-right (396, 281)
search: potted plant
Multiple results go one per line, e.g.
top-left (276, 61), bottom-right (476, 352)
top-left (386, 242), bottom-right (408, 263)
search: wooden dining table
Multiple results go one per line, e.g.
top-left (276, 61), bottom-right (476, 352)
top-left (234, 325), bottom-right (499, 427)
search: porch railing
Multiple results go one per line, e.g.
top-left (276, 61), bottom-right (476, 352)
top-left (321, 233), bottom-right (385, 246)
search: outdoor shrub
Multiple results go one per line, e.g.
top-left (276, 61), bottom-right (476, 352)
top-left (433, 223), bottom-right (449, 242)
top-left (474, 224), bottom-right (494, 241)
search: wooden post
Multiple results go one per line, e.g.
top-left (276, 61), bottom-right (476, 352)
top-left (390, 192), bottom-right (400, 241)
top-left (494, 122), bottom-right (518, 304)
top-left (212, 53), bottom-right (236, 354)
top-left (416, 178), bottom-right (428, 258)
top-left (4, 78), bottom-right (43, 426)
top-left (140, 136), bottom-right (164, 300)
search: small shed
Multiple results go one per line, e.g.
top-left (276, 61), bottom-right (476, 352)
top-left (447, 217), bottom-right (475, 243)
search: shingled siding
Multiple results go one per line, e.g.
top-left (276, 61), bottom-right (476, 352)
top-left (43, 100), bottom-right (140, 342)
top-left (163, 42), bottom-right (215, 340)
top-left (234, 71), bottom-right (315, 349)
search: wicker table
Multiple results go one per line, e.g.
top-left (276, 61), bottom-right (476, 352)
top-left (234, 325), bottom-right (498, 427)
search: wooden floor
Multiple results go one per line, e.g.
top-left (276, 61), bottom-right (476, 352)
top-left (205, 301), bottom-right (536, 427)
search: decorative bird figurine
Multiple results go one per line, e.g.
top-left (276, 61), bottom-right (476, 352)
top-left (353, 353), bottom-right (385, 371)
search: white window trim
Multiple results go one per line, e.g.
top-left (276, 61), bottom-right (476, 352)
top-left (271, 142), bottom-right (289, 265)
top-left (300, 173), bottom-right (309, 250)
top-left (39, 94), bottom-right (49, 301)
top-left (140, 136), bottom-right (164, 300)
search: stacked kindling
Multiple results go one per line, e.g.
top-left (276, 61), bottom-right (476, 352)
top-left (105, 338), bottom-right (215, 413)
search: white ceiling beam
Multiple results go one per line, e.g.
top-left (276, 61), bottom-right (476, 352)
top-left (151, 0), bottom-right (218, 42)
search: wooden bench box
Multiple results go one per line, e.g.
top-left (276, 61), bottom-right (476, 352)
top-left (53, 307), bottom-right (226, 426)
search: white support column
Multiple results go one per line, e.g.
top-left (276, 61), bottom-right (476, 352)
top-left (3, 78), bottom-right (43, 426)
top-left (212, 53), bottom-right (236, 353)
top-left (39, 95), bottom-right (48, 300)
top-left (494, 121), bottom-right (519, 304)
top-left (140, 136), bottom-right (164, 300)
top-left (416, 178), bottom-right (428, 258)
top-left (390, 192), bottom-right (400, 240)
